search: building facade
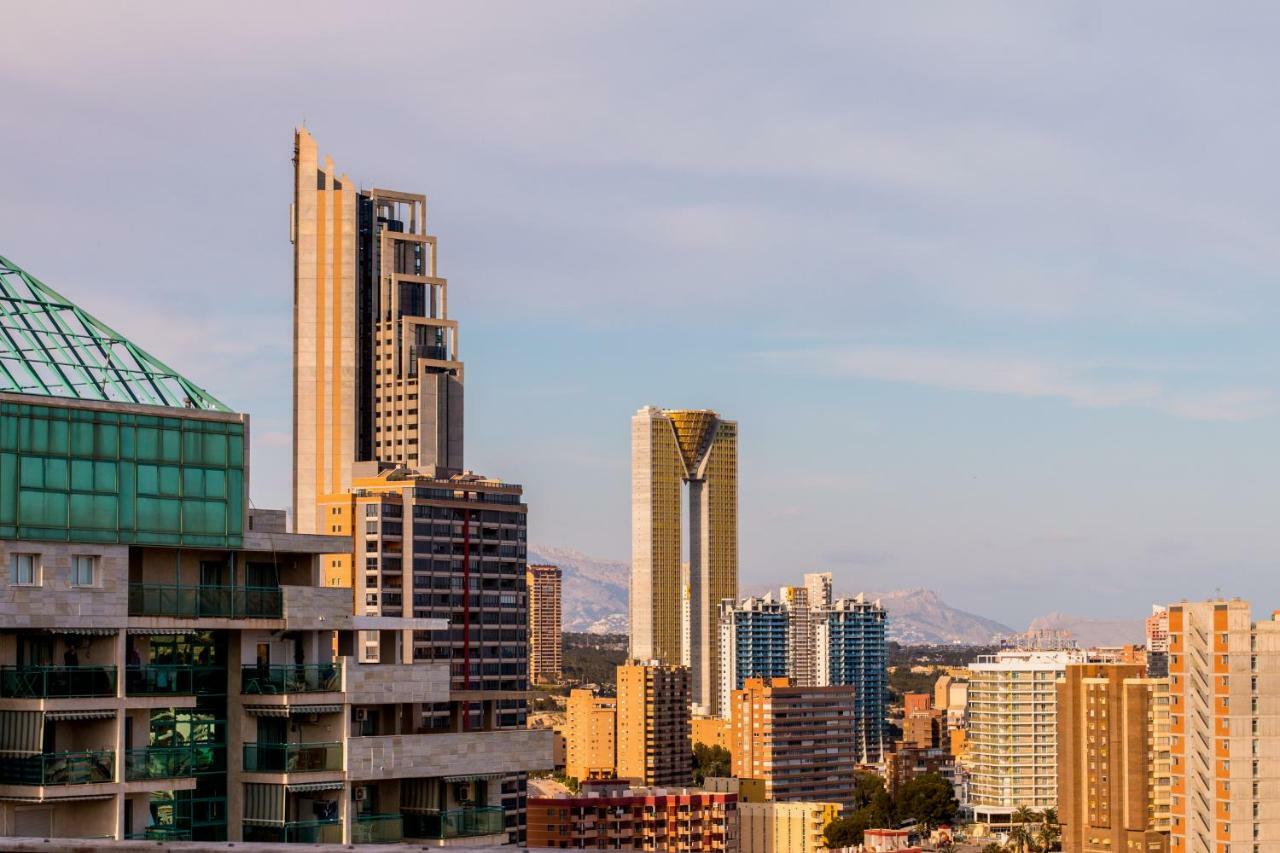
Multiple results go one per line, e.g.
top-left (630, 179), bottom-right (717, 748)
top-left (1147, 604), bottom-right (1170, 679)
top-left (966, 649), bottom-right (1084, 826)
top-left (729, 678), bottom-right (858, 808)
top-left (564, 689), bottom-right (617, 783)
top-left (1056, 663), bottom-right (1170, 853)
top-left (527, 779), bottom-right (738, 852)
top-left (292, 129), bottom-right (465, 536)
top-left (718, 594), bottom-right (789, 715)
top-left (527, 564), bottom-right (562, 685)
top-left (780, 586), bottom-right (814, 688)
top-left (815, 595), bottom-right (888, 763)
top-left (739, 800), bottom-right (840, 853)
top-left (616, 662), bottom-right (692, 788)
top-left (630, 407), bottom-right (737, 716)
top-left (1168, 599), bottom-right (1280, 853)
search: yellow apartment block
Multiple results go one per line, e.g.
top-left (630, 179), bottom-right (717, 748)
top-left (739, 801), bottom-right (841, 853)
top-left (616, 661), bottom-right (692, 787)
top-left (564, 689), bottom-right (617, 782)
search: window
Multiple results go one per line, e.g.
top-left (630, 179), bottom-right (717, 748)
top-left (71, 555), bottom-right (96, 587)
top-left (10, 554), bottom-right (38, 586)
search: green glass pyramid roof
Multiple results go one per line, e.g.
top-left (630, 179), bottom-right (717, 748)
top-left (0, 254), bottom-right (229, 412)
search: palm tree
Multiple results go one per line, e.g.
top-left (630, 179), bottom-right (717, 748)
top-left (1037, 809), bottom-right (1060, 852)
top-left (1009, 807), bottom-right (1040, 853)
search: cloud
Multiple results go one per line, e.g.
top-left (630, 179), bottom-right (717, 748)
top-left (764, 344), bottom-right (1279, 422)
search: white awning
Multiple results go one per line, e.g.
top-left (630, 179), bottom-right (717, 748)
top-left (287, 781), bottom-right (345, 793)
top-left (45, 709), bottom-right (116, 721)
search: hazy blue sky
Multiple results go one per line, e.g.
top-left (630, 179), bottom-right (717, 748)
top-left (5, 3), bottom-right (1280, 627)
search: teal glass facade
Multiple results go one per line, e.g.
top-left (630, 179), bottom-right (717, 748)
top-left (0, 401), bottom-right (245, 547)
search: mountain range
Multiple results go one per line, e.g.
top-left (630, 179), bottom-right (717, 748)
top-left (532, 545), bottom-right (1142, 646)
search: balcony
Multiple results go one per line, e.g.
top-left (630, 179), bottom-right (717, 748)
top-left (242, 741), bottom-right (342, 773)
top-left (353, 813), bottom-right (404, 844)
top-left (126, 664), bottom-right (220, 696)
top-left (241, 663), bottom-right (342, 695)
top-left (404, 807), bottom-right (505, 840)
top-left (124, 827), bottom-right (192, 842)
top-left (124, 744), bottom-right (225, 780)
top-left (0, 749), bottom-right (114, 785)
top-left (0, 665), bottom-right (117, 699)
top-left (243, 819), bottom-right (343, 844)
top-left (128, 583), bottom-right (282, 619)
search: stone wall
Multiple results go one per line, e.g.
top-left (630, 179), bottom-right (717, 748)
top-left (343, 660), bottom-right (450, 705)
top-left (347, 728), bottom-right (554, 781)
top-left (0, 541), bottom-right (128, 629)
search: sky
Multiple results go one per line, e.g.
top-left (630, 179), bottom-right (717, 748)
top-left (4, 3), bottom-right (1280, 627)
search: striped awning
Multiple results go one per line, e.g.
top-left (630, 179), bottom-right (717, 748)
top-left (290, 705), bottom-right (342, 716)
top-left (128, 626), bottom-right (199, 635)
top-left (444, 773), bottom-right (503, 783)
top-left (400, 778), bottom-right (437, 813)
top-left (0, 711), bottom-right (43, 757)
top-left (45, 709), bottom-right (116, 721)
top-left (286, 781), bottom-right (344, 793)
top-left (243, 706), bottom-right (290, 718)
top-left (45, 627), bottom-right (117, 636)
top-left (243, 783), bottom-right (285, 826)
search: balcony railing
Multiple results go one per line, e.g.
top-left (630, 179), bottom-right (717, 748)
top-left (242, 741), bottom-right (342, 773)
top-left (124, 827), bottom-right (192, 842)
top-left (404, 807), bottom-right (505, 840)
top-left (353, 814), bottom-right (404, 844)
top-left (243, 820), bottom-right (343, 844)
top-left (0, 665), bottom-right (117, 698)
top-left (128, 583), bottom-right (282, 619)
top-left (0, 749), bottom-right (114, 785)
top-left (125, 664), bottom-right (222, 696)
top-left (124, 744), bottom-right (225, 780)
top-left (241, 663), bottom-right (342, 695)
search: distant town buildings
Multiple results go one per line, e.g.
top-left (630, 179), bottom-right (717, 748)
top-left (1146, 603), bottom-right (1170, 678)
top-left (1056, 662), bottom-right (1170, 853)
top-left (966, 648), bottom-right (1085, 828)
top-left (730, 677), bottom-right (859, 808)
top-left (528, 563), bottom-right (563, 684)
top-left (630, 407), bottom-right (738, 717)
top-left (1168, 599), bottom-right (1280, 853)
top-left (527, 778), bottom-right (737, 852)
top-left (616, 661), bottom-right (693, 787)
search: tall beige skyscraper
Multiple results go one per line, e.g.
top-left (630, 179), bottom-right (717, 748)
top-left (528, 563), bottom-right (563, 684)
top-left (1168, 599), bottom-right (1280, 853)
top-left (292, 128), bottom-right (464, 534)
top-left (804, 571), bottom-right (833, 611)
top-left (630, 406), bottom-right (738, 715)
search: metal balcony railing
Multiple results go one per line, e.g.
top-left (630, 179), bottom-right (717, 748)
top-left (240, 663), bottom-right (342, 695)
top-left (352, 814), bottom-right (404, 844)
top-left (123, 744), bottom-right (225, 780)
top-left (0, 665), bottom-right (117, 698)
top-left (242, 741), bottom-right (342, 773)
top-left (404, 807), bottom-right (505, 839)
top-left (0, 749), bottom-right (114, 785)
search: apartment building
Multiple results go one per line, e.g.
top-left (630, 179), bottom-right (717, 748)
top-left (631, 407), bottom-right (738, 716)
top-left (815, 595), bottom-right (889, 764)
top-left (739, 800), bottom-right (840, 853)
top-left (1168, 599), bottom-right (1280, 853)
top-left (729, 677), bottom-right (858, 808)
top-left (780, 586), bottom-right (814, 688)
top-left (564, 689), bottom-right (616, 782)
top-left (527, 778), bottom-right (738, 852)
top-left (616, 661), bottom-right (692, 787)
top-left (884, 746), bottom-right (955, 798)
top-left (901, 692), bottom-right (946, 750)
top-left (0, 254), bottom-right (552, 844)
top-left (966, 648), bottom-right (1084, 828)
top-left (1148, 605), bottom-right (1170, 679)
top-left (1056, 663), bottom-right (1170, 853)
top-left (717, 594), bottom-right (789, 714)
top-left (527, 564), bottom-right (562, 685)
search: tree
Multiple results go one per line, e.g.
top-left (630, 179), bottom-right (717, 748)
top-left (1037, 808), bottom-right (1060, 852)
top-left (823, 811), bottom-right (871, 849)
top-left (894, 773), bottom-right (958, 829)
top-left (982, 844), bottom-right (1006, 853)
top-left (692, 743), bottom-right (731, 785)
top-left (1008, 806), bottom-right (1040, 853)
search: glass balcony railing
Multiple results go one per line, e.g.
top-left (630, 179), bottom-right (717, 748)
top-left (124, 744), bottom-right (225, 780)
top-left (353, 814), bottom-right (404, 844)
top-left (124, 827), bottom-right (192, 842)
top-left (242, 741), bottom-right (342, 773)
top-left (243, 820), bottom-right (343, 844)
top-left (0, 665), bottom-right (117, 698)
top-left (0, 750), bottom-right (114, 785)
top-left (128, 584), bottom-right (282, 618)
top-left (241, 663), bottom-right (342, 695)
top-left (125, 664), bottom-right (222, 696)
top-left (404, 807), bottom-right (505, 840)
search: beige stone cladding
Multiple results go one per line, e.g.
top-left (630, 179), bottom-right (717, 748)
top-left (346, 728), bottom-right (554, 781)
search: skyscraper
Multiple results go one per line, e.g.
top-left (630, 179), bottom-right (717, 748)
top-left (803, 572), bottom-right (833, 611)
top-left (292, 128), bottom-right (464, 535)
top-left (781, 585), bottom-right (815, 687)
top-left (815, 594), bottom-right (889, 763)
top-left (630, 406), bottom-right (738, 715)
top-left (1168, 599), bottom-right (1280, 853)
top-left (718, 594), bottom-right (790, 713)
top-left (1056, 663), bottom-right (1170, 853)
top-left (528, 563), bottom-right (563, 685)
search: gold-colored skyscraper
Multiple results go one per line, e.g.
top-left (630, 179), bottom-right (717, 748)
top-left (1056, 663), bottom-right (1170, 853)
top-left (292, 128), bottom-right (464, 535)
top-left (630, 406), bottom-right (738, 715)
top-left (528, 563), bottom-right (563, 684)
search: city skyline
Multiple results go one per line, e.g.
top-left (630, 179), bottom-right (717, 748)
top-left (10, 4), bottom-right (1280, 626)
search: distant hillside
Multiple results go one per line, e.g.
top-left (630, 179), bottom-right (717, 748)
top-left (1026, 611), bottom-right (1145, 647)
top-left (870, 587), bottom-right (1014, 645)
top-left (536, 546), bottom-right (1017, 644)
top-left (528, 546), bottom-right (629, 633)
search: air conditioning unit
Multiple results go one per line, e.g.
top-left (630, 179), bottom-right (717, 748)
top-left (354, 787), bottom-right (367, 802)
top-left (354, 708), bottom-right (369, 722)
top-left (454, 782), bottom-right (472, 803)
